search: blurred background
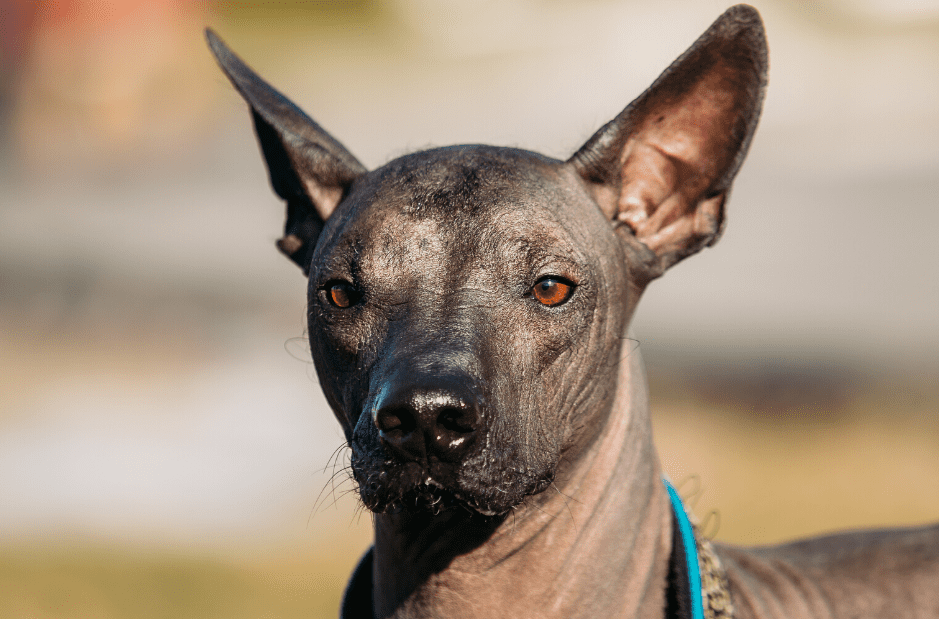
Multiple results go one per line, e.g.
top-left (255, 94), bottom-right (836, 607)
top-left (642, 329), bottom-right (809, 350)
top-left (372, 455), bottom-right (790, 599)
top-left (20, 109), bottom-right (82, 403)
top-left (1, 0), bottom-right (937, 617)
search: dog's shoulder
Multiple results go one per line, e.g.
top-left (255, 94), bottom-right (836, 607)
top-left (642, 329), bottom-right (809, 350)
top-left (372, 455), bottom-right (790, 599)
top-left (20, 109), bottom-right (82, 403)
top-left (715, 524), bottom-right (939, 619)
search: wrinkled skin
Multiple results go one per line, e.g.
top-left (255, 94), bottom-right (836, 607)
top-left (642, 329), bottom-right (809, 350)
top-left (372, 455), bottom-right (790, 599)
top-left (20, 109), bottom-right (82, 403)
top-left (209, 5), bottom-right (939, 619)
top-left (308, 148), bottom-right (628, 517)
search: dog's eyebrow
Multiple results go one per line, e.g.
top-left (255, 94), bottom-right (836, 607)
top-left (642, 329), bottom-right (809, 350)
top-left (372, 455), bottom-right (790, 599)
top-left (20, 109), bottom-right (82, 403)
top-left (314, 253), bottom-right (358, 282)
top-left (492, 232), bottom-right (585, 273)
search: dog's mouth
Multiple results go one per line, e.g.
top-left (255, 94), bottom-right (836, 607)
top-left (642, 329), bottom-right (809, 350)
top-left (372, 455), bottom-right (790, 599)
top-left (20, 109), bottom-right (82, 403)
top-left (379, 477), bottom-right (495, 517)
top-left (351, 455), bottom-right (554, 517)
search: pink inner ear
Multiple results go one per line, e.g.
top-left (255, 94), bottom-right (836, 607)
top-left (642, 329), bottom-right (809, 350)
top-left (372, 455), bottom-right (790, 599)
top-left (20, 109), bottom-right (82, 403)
top-left (642, 66), bottom-right (741, 184)
top-left (617, 59), bottom-right (744, 253)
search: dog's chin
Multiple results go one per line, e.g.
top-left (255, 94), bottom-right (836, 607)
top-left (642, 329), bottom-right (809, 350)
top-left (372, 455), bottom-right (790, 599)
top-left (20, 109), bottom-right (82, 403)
top-left (353, 459), bottom-right (554, 518)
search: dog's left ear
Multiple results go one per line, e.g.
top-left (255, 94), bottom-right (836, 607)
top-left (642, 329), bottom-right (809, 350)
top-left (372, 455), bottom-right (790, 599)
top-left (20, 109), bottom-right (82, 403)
top-left (206, 29), bottom-right (367, 274)
top-left (569, 4), bottom-right (767, 280)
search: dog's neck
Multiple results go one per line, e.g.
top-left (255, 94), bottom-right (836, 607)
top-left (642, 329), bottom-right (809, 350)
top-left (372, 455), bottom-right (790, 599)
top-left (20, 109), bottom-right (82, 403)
top-left (365, 344), bottom-right (674, 619)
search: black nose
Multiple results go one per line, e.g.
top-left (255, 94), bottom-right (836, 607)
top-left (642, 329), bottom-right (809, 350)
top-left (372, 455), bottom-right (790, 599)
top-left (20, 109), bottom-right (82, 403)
top-left (372, 379), bottom-right (480, 463)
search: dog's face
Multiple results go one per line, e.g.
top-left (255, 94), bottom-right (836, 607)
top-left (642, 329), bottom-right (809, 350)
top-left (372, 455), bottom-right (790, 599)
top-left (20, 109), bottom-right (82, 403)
top-left (308, 147), bottom-right (631, 514)
top-left (208, 5), bottom-right (767, 517)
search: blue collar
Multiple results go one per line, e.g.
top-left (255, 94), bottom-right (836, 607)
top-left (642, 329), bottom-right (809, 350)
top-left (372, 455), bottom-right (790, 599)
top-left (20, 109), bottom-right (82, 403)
top-left (664, 478), bottom-right (704, 619)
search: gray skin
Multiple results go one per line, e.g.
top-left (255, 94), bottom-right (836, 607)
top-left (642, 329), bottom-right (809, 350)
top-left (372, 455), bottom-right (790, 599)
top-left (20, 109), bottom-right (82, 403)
top-left (207, 5), bottom-right (939, 618)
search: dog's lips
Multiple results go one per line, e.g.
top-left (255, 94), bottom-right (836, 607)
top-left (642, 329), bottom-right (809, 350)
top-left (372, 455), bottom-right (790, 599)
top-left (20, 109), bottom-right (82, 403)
top-left (352, 458), bottom-right (479, 515)
top-left (351, 454), bottom-right (551, 517)
top-left (387, 477), bottom-right (500, 517)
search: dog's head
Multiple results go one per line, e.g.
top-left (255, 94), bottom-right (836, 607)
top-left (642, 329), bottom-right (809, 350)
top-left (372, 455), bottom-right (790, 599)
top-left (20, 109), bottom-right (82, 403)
top-left (209, 5), bottom-right (766, 517)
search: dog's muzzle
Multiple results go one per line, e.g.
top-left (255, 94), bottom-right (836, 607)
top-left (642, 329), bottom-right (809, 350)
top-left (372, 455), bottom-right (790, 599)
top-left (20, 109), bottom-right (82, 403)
top-left (348, 370), bottom-right (503, 515)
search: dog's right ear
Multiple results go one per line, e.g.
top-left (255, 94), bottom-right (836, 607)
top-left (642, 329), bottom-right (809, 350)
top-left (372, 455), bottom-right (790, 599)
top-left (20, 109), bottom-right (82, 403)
top-left (206, 29), bottom-right (366, 274)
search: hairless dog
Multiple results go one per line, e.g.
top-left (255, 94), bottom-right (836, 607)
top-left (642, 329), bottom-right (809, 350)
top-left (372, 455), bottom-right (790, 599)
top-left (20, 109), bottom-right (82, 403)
top-left (208, 5), bottom-right (939, 618)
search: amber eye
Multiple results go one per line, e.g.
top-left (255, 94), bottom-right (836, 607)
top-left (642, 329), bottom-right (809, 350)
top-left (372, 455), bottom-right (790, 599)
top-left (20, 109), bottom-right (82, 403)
top-left (531, 277), bottom-right (575, 307)
top-left (324, 281), bottom-right (361, 308)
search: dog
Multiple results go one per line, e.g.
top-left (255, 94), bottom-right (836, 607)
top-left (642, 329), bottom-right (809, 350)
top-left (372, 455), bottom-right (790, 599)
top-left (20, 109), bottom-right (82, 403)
top-left (207, 5), bottom-right (939, 618)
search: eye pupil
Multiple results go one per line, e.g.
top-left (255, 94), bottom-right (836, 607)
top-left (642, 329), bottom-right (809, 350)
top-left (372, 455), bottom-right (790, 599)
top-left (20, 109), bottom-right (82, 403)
top-left (531, 277), bottom-right (574, 306)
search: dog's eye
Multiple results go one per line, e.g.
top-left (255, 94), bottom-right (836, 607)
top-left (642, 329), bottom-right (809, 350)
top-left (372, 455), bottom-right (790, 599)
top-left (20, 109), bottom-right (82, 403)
top-left (530, 276), bottom-right (575, 307)
top-left (323, 280), bottom-right (362, 308)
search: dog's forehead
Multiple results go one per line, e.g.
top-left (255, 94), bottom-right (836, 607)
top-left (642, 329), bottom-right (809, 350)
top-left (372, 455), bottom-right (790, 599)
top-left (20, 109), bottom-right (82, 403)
top-left (332, 145), bottom-right (604, 251)
top-left (367, 146), bottom-right (568, 214)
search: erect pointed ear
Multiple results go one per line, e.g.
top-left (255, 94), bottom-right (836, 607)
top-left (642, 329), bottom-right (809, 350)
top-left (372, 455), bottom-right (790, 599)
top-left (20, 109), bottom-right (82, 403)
top-left (206, 29), bottom-right (367, 274)
top-left (569, 4), bottom-right (767, 282)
